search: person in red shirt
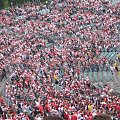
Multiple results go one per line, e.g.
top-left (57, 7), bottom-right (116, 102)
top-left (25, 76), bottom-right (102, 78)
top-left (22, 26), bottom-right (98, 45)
top-left (70, 114), bottom-right (77, 120)
top-left (64, 111), bottom-right (69, 120)
top-left (38, 105), bottom-right (44, 115)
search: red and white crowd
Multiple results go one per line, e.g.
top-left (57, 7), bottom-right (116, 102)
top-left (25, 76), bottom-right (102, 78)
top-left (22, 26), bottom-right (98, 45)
top-left (0, 0), bottom-right (120, 120)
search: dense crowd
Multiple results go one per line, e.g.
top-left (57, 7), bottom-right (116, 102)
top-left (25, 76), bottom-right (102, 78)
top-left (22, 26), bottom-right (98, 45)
top-left (0, 0), bottom-right (120, 119)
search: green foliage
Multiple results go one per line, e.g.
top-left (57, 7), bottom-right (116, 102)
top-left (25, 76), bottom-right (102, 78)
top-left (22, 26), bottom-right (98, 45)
top-left (0, 0), bottom-right (49, 10)
top-left (0, 0), bottom-right (9, 9)
top-left (3, 0), bottom-right (9, 8)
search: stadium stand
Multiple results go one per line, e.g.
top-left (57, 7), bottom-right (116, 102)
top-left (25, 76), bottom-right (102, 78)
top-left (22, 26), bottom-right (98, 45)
top-left (0, 0), bottom-right (120, 119)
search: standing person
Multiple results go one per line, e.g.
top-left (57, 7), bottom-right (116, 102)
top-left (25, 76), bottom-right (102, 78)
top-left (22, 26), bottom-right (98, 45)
top-left (2, 68), bottom-right (6, 80)
top-left (114, 62), bottom-right (118, 72)
top-left (117, 53), bottom-right (120, 62)
top-left (0, 106), bottom-right (3, 117)
top-left (54, 73), bottom-right (59, 84)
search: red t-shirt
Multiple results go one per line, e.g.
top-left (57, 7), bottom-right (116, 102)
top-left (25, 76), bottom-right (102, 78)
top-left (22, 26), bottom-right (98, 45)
top-left (71, 115), bottom-right (77, 120)
top-left (114, 105), bottom-right (120, 111)
top-left (45, 104), bottom-right (51, 112)
top-left (64, 112), bottom-right (69, 120)
top-left (38, 105), bottom-right (44, 113)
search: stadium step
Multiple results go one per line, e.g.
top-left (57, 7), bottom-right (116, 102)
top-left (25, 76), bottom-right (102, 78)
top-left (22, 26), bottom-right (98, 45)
top-left (98, 71), bottom-right (103, 83)
top-left (88, 72), bottom-right (93, 82)
top-left (108, 52), bottom-right (115, 60)
top-left (83, 72), bottom-right (88, 79)
top-left (112, 53), bottom-right (117, 61)
top-left (107, 82), bottom-right (120, 94)
top-left (99, 52), bottom-right (117, 60)
top-left (106, 52), bottom-right (113, 59)
top-left (92, 72), bottom-right (98, 83)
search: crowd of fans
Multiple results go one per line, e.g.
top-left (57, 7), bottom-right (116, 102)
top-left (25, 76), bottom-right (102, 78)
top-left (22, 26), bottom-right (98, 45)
top-left (0, 0), bottom-right (120, 119)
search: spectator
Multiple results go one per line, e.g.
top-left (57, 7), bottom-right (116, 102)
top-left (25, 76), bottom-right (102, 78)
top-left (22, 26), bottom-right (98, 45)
top-left (0, 0), bottom-right (120, 119)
